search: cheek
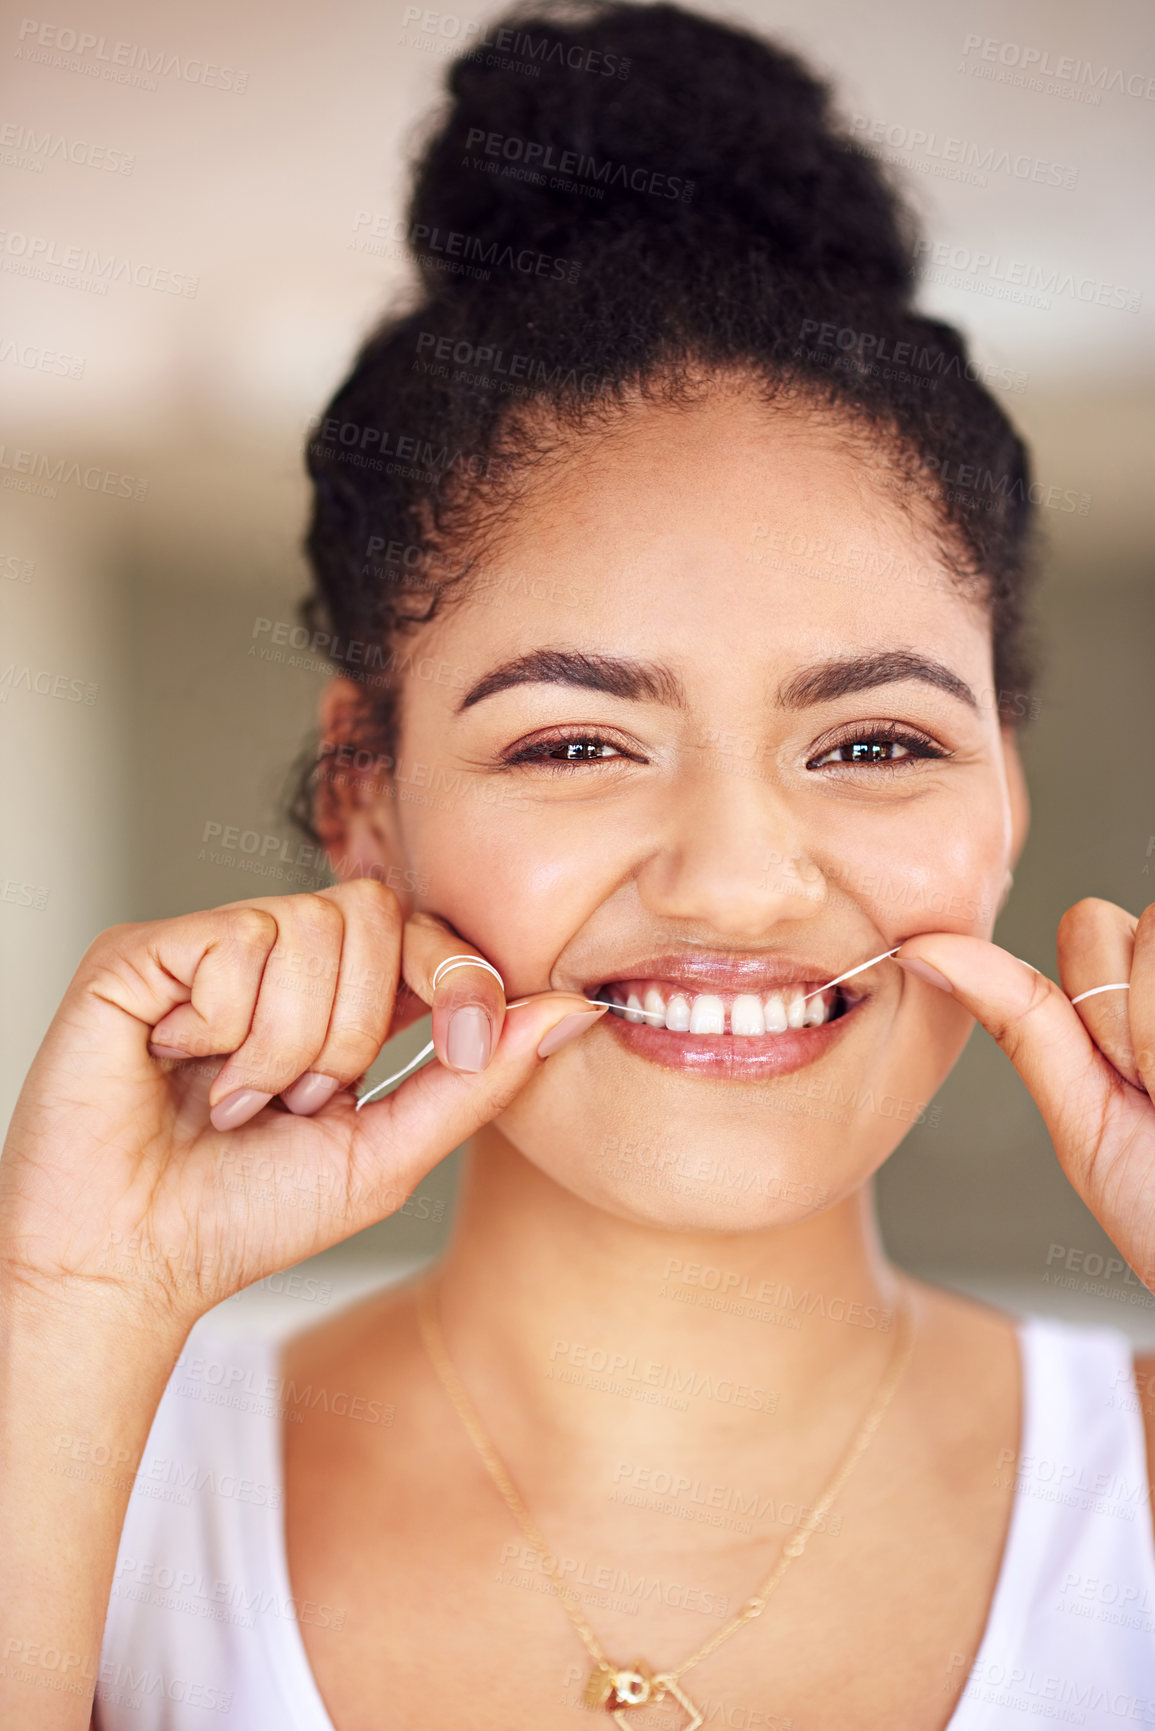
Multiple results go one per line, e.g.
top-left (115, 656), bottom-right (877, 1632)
top-left (399, 798), bottom-right (614, 993)
top-left (819, 794), bottom-right (1008, 940)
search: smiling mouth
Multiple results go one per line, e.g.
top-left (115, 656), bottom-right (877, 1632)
top-left (580, 969), bottom-right (863, 1079)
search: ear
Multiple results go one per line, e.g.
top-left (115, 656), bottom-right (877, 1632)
top-left (313, 677), bottom-right (413, 909)
top-left (1000, 725), bottom-right (1031, 871)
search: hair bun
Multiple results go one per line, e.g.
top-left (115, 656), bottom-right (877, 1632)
top-left (408, 1), bottom-right (915, 301)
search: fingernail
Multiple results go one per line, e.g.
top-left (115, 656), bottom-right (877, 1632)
top-left (895, 958), bottom-right (954, 995)
top-left (281, 1072), bottom-right (341, 1116)
top-left (537, 1007), bottom-right (606, 1058)
top-left (210, 1088), bottom-right (274, 1132)
top-left (150, 1042), bottom-right (192, 1060)
top-left (447, 1005), bottom-right (492, 1072)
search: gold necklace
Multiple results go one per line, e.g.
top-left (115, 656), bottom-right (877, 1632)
top-left (415, 1278), bottom-right (916, 1730)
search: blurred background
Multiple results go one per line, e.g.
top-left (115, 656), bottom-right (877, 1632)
top-left (3, 0), bottom-right (1153, 1341)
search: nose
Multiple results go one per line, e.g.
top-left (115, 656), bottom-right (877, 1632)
top-left (634, 757), bottom-right (826, 937)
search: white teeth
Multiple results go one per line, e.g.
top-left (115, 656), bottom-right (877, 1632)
top-left (604, 983), bottom-right (839, 1036)
top-left (730, 994), bottom-right (765, 1036)
top-left (689, 994), bottom-right (725, 1035)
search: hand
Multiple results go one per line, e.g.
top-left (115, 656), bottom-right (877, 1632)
top-left (0, 884), bottom-right (602, 1328)
top-left (896, 898), bottom-right (1155, 1290)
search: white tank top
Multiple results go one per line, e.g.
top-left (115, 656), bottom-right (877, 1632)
top-left (93, 1314), bottom-right (1155, 1728)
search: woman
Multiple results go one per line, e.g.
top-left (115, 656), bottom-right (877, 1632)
top-left (2, 3), bottom-right (1153, 1726)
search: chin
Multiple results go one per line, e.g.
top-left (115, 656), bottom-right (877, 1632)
top-left (492, 991), bottom-right (962, 1233)
top-left (497, 1080), bottom-right (885, 1235)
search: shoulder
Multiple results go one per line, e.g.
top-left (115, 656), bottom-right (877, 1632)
top-left (904, 1280), bottom-right (1154, 1469)
top-left (280, 1278), bottom-right (418, 1404)
top-left (902, 1274), bottom-right (1020, 1384)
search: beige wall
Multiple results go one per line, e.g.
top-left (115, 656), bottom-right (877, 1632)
top-left (3, 0), bottom-right (1153, 1339)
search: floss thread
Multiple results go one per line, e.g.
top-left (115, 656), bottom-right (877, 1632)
top-left (352, 948), bottom-right (1133, 1110)
top-left (1070, 982), bottom-right (1131, 1006)
top-left (354, 948), bottom-right (902, 1107)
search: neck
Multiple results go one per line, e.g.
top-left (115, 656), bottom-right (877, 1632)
top-left (429, 1126), bottom-right (907, 1482)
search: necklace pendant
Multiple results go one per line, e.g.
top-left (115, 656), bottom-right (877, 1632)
top-left (583, 1661), bottom-right (703, 1731)
top-left (584, 1659), bottom-right (654, 1713)
top-left (643, 1676), bottom-right (704, 1731)
top-left (583, 1664), bottom-right (617, 1709)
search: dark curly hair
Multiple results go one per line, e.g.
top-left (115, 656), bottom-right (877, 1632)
top-left (294, 0), bottom-right (1039, 836)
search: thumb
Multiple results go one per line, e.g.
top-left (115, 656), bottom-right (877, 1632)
top-left (347, 991), bottom-right (606, 1206)
top-left (893, 934), bottom-right (1113, 1182)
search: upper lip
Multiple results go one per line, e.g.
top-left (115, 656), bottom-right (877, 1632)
top-left (578, 951), bottom-right (872, 998)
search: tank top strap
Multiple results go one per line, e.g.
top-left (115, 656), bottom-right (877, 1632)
top-left (95, 1327), bottom-right (335, 1731)
top-left (947, 1315), bottom-right (1155, 1729)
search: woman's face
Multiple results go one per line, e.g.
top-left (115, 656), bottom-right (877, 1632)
top-left (339, 387), bottom-right (1027, 1229)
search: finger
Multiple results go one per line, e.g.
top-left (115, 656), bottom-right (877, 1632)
top-left (1131, 904), bottom-right (1155, 1099)
top-left (70, 909), bottom-right (277, 1117)
top-left (893, 933), bottom-right (1120, 1191)
top-left (1057, 898), bottom-right (1142, 1089)
top-left (282, 880), bottom-right (403, 1114)
top-left (401, 912), bottom-right (508, 1074)
top-left (142, 904), bottom-right (280, 1058)
top-left (220, 992), bottom-right (607, 1248)
top-left (207, 894), bottom-right (346, 1121)
top-left (346, 992), bottom-right (607, 1216)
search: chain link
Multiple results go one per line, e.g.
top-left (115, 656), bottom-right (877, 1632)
top-left (416, 1276), bottom-right (916, 1689)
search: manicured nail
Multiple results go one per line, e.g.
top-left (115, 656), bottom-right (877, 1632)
top-left (447, 1005), bottom-right (492, 1072)
top-left (895, 958), bottom-right (953, 995)
top-left (537, 1007), bottom-right (606, 1058)
top-left (281, 1072), bottom-right (341, 1116)
top-left (210, 1088), bottom-right (274, 1132)
top-left (149, 1042), bottom-right (192, 1060)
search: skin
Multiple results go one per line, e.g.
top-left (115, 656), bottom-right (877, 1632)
top-left (2, 383), bottom-right (1153, 1730)
top-left (335, 390), bottom-right (1019, 1228)
top-left (280, 388), bottom-right (1155, 1726)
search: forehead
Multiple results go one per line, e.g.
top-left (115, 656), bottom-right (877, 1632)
top-left (428, 387), bottom-right (989, 683)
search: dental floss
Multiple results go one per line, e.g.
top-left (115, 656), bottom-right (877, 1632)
top-left (355, 1040), bottom-right (437, 1108)
top-left (353, 954), bottom-right (1134, 1110)
top-left (357, 952), bottom-right (910, 1107)
top-left (357, 956), bottom-right (504, 1108)
top-left (355, 996), bottom-right (663, 1108)
top-left (356, 996), bottom-right (667, 1109)
top-left (800, 946), bottom-right (902, 1002)
top-left (431, 954), bottom-right (505, 992)
top-left (584, 997), bottom-right (665, 1021)
top-left (1070, 981), bottom-right (1131, 1006)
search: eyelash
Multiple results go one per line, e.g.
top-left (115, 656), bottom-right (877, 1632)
top-left (501, 731), bottom-right (637, 772)
top-left (500, 723), bottom-right (951, 773)
top-left (806, 721), bottom-right (951, 772)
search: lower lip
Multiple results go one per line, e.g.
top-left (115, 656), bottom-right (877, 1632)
top-left (594, 996), bottom-right (864, 1079)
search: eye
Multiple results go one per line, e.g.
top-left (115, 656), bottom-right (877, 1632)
top-left (501, 731), bottom-right (639, 770)
top-left (806, 723), bottom-right (950, 771)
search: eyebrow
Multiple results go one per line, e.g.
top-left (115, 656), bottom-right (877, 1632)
top-left (455, 646), bottom-right (977, 714)
top-left (455, 648), bottom-right (688, 712)
top-left (778, 651), bottom-right (978, 712)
